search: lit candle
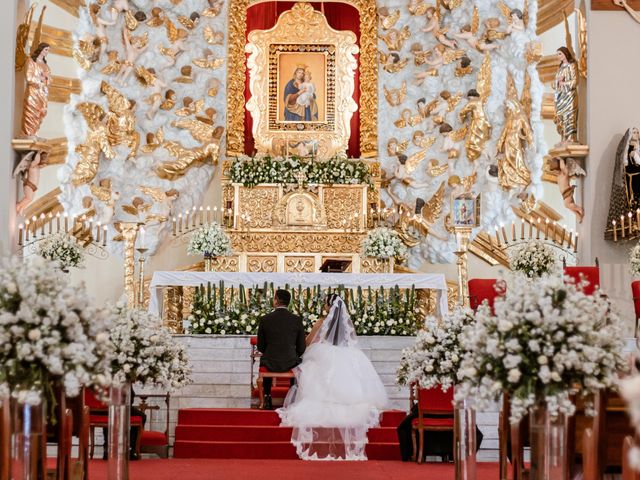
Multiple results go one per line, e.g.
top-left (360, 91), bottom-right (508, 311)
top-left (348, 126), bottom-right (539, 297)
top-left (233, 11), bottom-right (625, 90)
top-left (568, 229), bottom-right (573, 248)
top-left (629, 212), bottom-right (634, 236)
top-left (612, 220), bottom-right (617, 242)
top-left (40, 213), bottom-right (45, 236)
top-left (18, 224), bottom-right (23, 246)
top-left (574, 232), bottom-right (579, 253)
top-left (102, 226), bottom-right (108, 246)
top-left (544, 218), bottom-right (549, 240)
top-left (622, 215), bottom-right (626, 238)
top-left (178, 213), bottom-right (183, 233)
top-left (56, 212), bottom-right (61, 233)
top-left (495, 226), bottom-right (501, 247)
top-left (501, 223), bottom-right (508, 244)
top-left (25, 220), bottom-right (30, 242)
top-left (550, 221), bottom-right (556, 243)
top-left (520, 220), bottom-right (525, 240)
top-left (560, 224), bottom-right (567, 246)
top-left (511, 221), bottom-right (516, 242)
top-left (213, 206), bottom-right (218, 223)
top-left (48, 213), bottom-right (53, 235)
top-left (199, 206), bottom-right (204, 226)
top-left (192, 206), bottom-right (197, 227)
top-left (536, 218), bottom-right (541, 239)
top-left (139, 226), bottom-right (146, 248)
top-left (528, 219), bottom-right (533, 238)
top-left (185, 210), bottom-right (190, 230)
top-left (206, 206), bottom-right (211, 224)
top-left (64, 212), bottom-right (69, 232)
top-left (96, 222), bottom-right (102, 243)
top-left (172, 216), bottom-right (177, 236)
top-left (89, 218), bottom-right (93, 237)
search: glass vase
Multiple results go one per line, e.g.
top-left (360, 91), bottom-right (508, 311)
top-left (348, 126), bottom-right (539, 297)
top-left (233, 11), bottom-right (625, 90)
top-left (529, 402), bottom-right (566, 480)
top-left (108, 382), bottom-right (131, 480)
top-left (11, 398), bottom-right (45, 480)
top-left (454, 397), bottom-right (477, 480)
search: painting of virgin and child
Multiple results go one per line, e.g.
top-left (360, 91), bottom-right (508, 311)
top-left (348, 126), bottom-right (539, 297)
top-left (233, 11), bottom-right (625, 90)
top-left (278, 53), bottom-right (325, 123)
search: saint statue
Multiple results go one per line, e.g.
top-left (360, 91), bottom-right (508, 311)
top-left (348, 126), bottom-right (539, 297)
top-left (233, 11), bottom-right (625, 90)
top-left (283, 65), bottom-right (318, 122)
top-left (21, 42), bottom-right (51, 138)
top-left (14, 150), bottom-right (47, 214)
top-left (553, 47), bottom-right (578, 145)
top-left (497, 98), bottom-right (533, 190)
top-left (458, 89), bottom-right (492, 161)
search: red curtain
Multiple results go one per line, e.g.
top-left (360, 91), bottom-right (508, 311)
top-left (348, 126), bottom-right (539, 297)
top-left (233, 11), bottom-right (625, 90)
top-left (243, 1), bottom-right (361, 157)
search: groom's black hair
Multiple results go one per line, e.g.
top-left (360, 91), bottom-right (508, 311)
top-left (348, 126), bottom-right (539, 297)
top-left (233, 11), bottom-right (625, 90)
top-left (274, 289), bottom-right (291, 307)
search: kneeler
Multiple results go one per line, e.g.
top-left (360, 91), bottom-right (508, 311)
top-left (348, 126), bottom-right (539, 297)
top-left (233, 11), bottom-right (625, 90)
top-left (257, 367), bottom-right (295, 409)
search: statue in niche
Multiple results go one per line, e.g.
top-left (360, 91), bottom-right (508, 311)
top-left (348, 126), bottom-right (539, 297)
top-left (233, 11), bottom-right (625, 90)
top-left (21, 43), bottom-right (51, 138)
top-left (497, 98), bottom-right (533, 191)
top-left (553, 47), bottom-right (578, 146)
top-left (606, 127), bottom-right (640, 238)
top-left (14, 149), bottom-right (48, 214)
top-left (553, 157), bottom-right (585, 223)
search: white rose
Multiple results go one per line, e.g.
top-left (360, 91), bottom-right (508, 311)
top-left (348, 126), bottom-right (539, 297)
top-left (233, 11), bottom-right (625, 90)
top-left (507, 368), bottom-right (521, 383)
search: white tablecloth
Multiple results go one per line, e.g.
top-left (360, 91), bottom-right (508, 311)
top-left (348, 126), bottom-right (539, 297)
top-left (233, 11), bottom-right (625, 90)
top-left (148, 271), bottom-right (449, 317)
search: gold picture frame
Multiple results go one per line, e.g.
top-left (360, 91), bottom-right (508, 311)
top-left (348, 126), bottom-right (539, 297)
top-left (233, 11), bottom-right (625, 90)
top-left (451, 193), bottom-right (481, 228)
top-left (245, 3), bottom-right (358, 159)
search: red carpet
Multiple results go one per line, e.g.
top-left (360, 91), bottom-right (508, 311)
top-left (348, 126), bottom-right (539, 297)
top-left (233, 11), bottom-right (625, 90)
top-left (174, 409), bottom-right (406, 460)
top-left (87, 459), bottom-right (500, 480)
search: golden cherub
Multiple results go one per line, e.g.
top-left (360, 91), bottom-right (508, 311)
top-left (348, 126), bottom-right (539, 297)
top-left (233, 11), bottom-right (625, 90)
top-left (408, 0), bottom-right (429, 16)
top-left (386, 138), bottom-right (409, 157)
top-left (379, 26), bottom-right (411, 52)
top-left (175, 98), bottom-right (205, 117)
top-left (90, 179), bottom-right (120, 225)
top-left (204, 26), bottom-right (224, 45)
top-left (379, 52), bottom-right (409, 74)
top-left (378, 7), bottom-right (401, 30)
top-left (121, 196), bottom-right (152, 217)
top-left (453, 7), bottom-right (501, 53)
top-left (101, 81), bottom-right (140, 158)
top-left (203, 0), bottom-right (224, 17)
top-left (458, 54), bottom-right (493, 161)
top-left (383, 81), bottom-right (407, 107)
top-left (146, 7), bottom-right (165, 27)
top-left (141, 128), bottom-right (165, 154)
top-left (73, 36), bottom-right (102, 70)
top-left (193, 50), bottom-right (225, 70)
top-left (71, 103), bottom-right (116, 186)
top-left (100, 50), bottom-right (123, 75)
top-left (178, 12), bottom-right (200, 30)
top-left (414, 45), bottom-right (465, 84)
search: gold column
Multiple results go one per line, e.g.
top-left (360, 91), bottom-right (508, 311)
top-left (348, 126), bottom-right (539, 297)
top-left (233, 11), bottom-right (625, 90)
top-left (120, 222), bottom-right (140, 308)
top-left (453, 228), bottom-right (472, 308)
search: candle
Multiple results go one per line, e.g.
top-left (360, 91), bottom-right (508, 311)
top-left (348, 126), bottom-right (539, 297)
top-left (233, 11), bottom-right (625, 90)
top-left (629, 212), bottom-right (634, 236)
top-left (192, 206), bottom-right (197, 227)
top-left (56, 212), bottom-right (61, 233)
top-left (96, 222), bottom-right (101, 243)
top-left (574, 232), bottom-right (579, 253)
top-left (48, 213), bottom-right (53, 235)
top-left (487, 231), bottom-right (494, 249)
top-left (495, 226), bottom-right (501, 247)
top-left (521, 220), bottom-right (525, 240)
top-left (206, 206), bottom-right (211, 224)
top-left (25, 220), bottom-right (30, 242)
top-left (18, 224), bottom-right (23, 246)
top-left (199, 206), bottom-right (204, 226)
top-left (560, 225), bottom-right (567, 246)
top-left (102, 225), bottom-right (108, 246)
top-left (550, 221), bottom-right (556, 243)
top-left (536, 218), bottom-right (541, 239)
top-left (64, 212), bottom-right (69, 232)
top-left (172, 216), bottom-right (177, 236)
top-left (511, 221), bottom-right (516, 242)
top-left (184, 210), bottom-right (190, 230)
top-left (528, 219), bottom-right (533, 238)
top-left (40, 213), bottom-right (45, 236)
top-left (178, 214), bottom-right (183, 233)
top-left (139, 226), bottom-right (146, 248)
top-left (501, 224), bottom-right (508, 244)
top-left (568, 229), bottom-right (573, 248)
top-left (544, 218), bottom-right (549, 240)
top-left (621, 215), bottom-right (626, 238)
top-left (613, 220), bottom-right (617, 242)
top-left (213, 206), bottom-right (218, 223)
top-left (71, 216), bottom-right (76, 234)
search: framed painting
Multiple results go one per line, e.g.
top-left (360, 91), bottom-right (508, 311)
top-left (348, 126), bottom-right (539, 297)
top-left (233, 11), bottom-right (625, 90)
top-left (451, 193), bottom-right (480, 228)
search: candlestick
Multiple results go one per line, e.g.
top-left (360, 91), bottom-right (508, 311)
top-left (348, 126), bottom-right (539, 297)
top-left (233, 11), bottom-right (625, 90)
top-left (96, 223), bottom-right (101, 243)
top-left (185, 210), bottom-right (190, 230)
top-left (544, 218), bottom-right (549, 240)
top-left (560, 225), bottom-right (567, 247)
top-left (192, 206), bottom-right (197, 228)
top-left (574, 232), bottom-right (578, 253)
top-left (64, 212), bottom-right (69, 232)
top-left (172, 216), bottom-right (177, 236)
top-left (568, 230), bottom-right (573, 249)
top-left (206, 206), bottom-right (211, 224)
top-left (487, 231), bottom-right (494, 250)
top-left (56, 212), bottom-right (61, 233)
top-left (629, 212), bottom-right (634, 236)
top-left (139, 226), bottom-right (146, 249)
top-left (511, 221), bottom-right (516, 242)
top-left (612, 220), bottom-right (618, 242)
top-left (18, 224), bottom-right (23, 246)
top-left (103, 226), bottom-right (108, 246)
top-left (495, 226), bottom-right (501, 247)
top-left (213, 206), bottom-right (218, 224)
top-left (528, 219), bottom-right (533, 238)
top-left (199, 206), bottom-right (204, 226)
top-left (536, 218), bottom-right (541, 239)
top-left (178, 214), bottom-right (183, 233)
top-left (40, 213), bottom-right (45, 236)
top-left (520, 220), bottom-right (525, 240)
top-left (550, 221), bottom-right (556, 243)
top-left (622, 215), bottom-right (626, 238)
top-left (48, 213), bottom-right (53, 235)
top-left (25, 220), bottom-right (30, 243)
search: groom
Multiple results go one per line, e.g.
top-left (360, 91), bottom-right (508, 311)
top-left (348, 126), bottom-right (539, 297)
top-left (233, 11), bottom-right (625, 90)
top-left (257, 289), bottom-right (306, 409)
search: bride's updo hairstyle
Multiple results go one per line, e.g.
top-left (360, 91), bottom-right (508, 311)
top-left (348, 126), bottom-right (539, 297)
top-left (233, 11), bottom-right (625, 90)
top-left (326, 293), bottom-right (339, 307)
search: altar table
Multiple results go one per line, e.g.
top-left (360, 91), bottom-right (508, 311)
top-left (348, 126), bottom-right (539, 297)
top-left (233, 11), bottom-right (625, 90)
top-left (148, 271), bottom-right (449, 318)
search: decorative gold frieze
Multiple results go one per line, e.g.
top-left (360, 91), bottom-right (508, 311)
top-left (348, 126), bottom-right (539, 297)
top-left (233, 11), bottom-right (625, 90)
top-left (230, 231), bottom-right (364, 254)
top-left (284, 256), bottom-right (315, 273)
top-left (239, 186), bottom-right (279, 228)
top-left (247, 256), bottom-right (278, 272)
top-left (360, 257), bottom-right (394, 273)
top-left (225, 0), bottom-right (249, 154)
top-left (324, 187), bottom-right (363, 229)
top-left (32, 25), bottom-right (73, 57)
top-left (22, 187), bottom-right (63, 221)
top-left (49, 76), bottom-right (81, 103)
top-left (50, 0), bottom-right (83, 18)
top-left (537, 55), bottom-right (559, 84)
top-left (44, 137), bottom-right (69, 164)
top-left (537, 0), bottom-right (575, 34)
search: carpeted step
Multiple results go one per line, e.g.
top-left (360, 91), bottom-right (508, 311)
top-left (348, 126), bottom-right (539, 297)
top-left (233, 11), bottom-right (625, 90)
top-left (174, 440), bottom-right (298, 459)
top-left (175, 425), bottom-right (294, 442)
top-left (379, 410), bottom-right (406, 427)
top-left (367, 427), bottom-right (399, 443)
top-left (177, 408), bottom-right (281, 426)
top-left (366, 442), bottom-right (403, 461)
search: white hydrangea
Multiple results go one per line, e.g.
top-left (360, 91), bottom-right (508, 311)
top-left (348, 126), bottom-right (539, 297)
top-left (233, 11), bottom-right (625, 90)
top-left (109, 303), bottom-right (192, 391)
top-left (36, 233), bottom-right (84, 269)
top-left (397, 307), bottom-right (474, 392)
top-left (630, 243), bottom-right (640, 278)
top-left (362, 227), bottom-right (407, 260)
top-left (0, 255), bottom-right (113, 404)
top-left (508, 240), bottom-right (557, 278)
top-left (187, 222), bottom-right (232, 257)
top-left (456, 274), bottom-right (627, 423)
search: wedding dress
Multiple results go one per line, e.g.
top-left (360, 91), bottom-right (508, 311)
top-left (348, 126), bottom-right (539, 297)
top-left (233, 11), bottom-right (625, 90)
top-left (277, 296), bottom-right (388, 460)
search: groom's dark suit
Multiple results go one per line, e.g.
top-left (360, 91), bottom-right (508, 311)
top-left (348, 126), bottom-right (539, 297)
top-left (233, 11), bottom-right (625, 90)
top-left (257, 307), bottom-right (306, 397)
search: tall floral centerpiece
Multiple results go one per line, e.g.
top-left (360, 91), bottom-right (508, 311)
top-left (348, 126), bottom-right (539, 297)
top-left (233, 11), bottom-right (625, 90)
top-left (362, 227), bottom-right (407, 272)
top-left (107, 304), bottom-right (191, 480)
top-left (36, 233), bottom-right (85, 272)
top-left (630, 243), bottom-right (640, 278)
top-left (508, 240), bottom-right (557, 278)
top-left (0, 255), bottom-right (112, 479)
top-left (457, 275), bottom-right (627, 480)
top-left (187, 222), bottom-right (232, 272)
top-left (397, 308), bottom-right (476, 477)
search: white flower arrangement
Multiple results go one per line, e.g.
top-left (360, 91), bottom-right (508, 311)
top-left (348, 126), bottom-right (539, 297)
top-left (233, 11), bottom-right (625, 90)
top-left (109, 304), bottom-right (191, 390)
top-left (397, 307), bottom-right (474, 392)
top-left (36, 233), bottom-right (84, 270)
top-left (630, 243), bottom-right (640, 278)
top-left (0, 255), bottom-right (112, 405)
top-left (508, 240), bottom-right (557, 278)
top-left (362, 227), bottom-right (407, 260)
top-left (187, 222), bottom-right (232, 257)
top-left (456, 274), bottom-right (627, 423)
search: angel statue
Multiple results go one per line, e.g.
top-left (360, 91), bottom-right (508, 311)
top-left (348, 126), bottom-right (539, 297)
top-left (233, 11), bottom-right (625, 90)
top-left (89, 3), bottom-right (117, 58)
top-left (101, 81), bottom-right (140, 158)
top-left (414, 45), bottom-right (464, 83)
top-left (14, 150), bottom-right (47, 214)
top-left (555, 158), bottom-right (585, 223)
top-left (21, 43), bottom-right (51, 138)
top-left (553, 46), bottom-right (578, 145)
top-left (138, 186), bottom-right (180, 225)
top-left (453, 9), bottom-right (500, 52)
top-left (71, 102), bottom-right (116, 186)
top-left (458, 55), bottom-right (492, 161)
top-left (497, 97), bottom-right (533, 190)
top-left (115, 28), bottom-right (148, 85)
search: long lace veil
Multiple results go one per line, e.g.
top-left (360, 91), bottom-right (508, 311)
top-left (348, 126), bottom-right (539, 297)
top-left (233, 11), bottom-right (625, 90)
top-left (310, 295), bottom-right (358, 347)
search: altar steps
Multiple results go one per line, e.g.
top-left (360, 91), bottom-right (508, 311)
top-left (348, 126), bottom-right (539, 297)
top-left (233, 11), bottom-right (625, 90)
top-left (173, 408), bottom-right (404, 460)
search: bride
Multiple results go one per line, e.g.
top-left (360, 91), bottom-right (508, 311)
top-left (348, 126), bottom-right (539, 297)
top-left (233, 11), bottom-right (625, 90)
top-left (278, 294), bottom-right (388, 460)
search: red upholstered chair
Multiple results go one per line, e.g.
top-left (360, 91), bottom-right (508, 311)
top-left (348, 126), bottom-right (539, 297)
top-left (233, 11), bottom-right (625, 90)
top-left (250, 336), bottom-right (294, 408)
top-left (411, 385), bottom-right (455, 464)
top-left (564, 260), bottom-right (600, 296)
top-left (468, 278), bottom-right (505, 312)
top-left (85, 389), bottom-right (144, 459)
top-left (632, 281), bottom-right (640, 335)
top-left (136, 394), bottom-right (170, 458)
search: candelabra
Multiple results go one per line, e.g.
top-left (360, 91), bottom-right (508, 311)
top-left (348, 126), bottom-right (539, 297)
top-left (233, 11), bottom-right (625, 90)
top-left (136, 244), bottom-right (149, 308)
top-left (486, 218), bottom-right (578, 257)
top-left (605, 208), bottom-right (640, 242)
top-left (453, 227), bottom-right (472, 307)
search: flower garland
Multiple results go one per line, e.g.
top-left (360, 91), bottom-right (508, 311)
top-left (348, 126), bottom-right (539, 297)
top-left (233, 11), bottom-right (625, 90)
top-left (456, 274), bottom-right (627, 423)
top-left (187, 222), bottom-right (232, 257)
top-left (630, 243), bottom-right (640, 278)
top-left (109, 303), bottom-right (191, 390)
top-left (229, 155), bottom-right (373, 187)
top-left (188, 283), bottom-right (421, 337)
top-left (0, 255), bottom-right (112, 405)
top-left (397, 307), bottom-right (474, 392)
top-left (36, 233), bottom-right (84, 270)
top-left (362, 227), bottom-right (407, 260)
top-left (508, 240), bottom-right (557, 278)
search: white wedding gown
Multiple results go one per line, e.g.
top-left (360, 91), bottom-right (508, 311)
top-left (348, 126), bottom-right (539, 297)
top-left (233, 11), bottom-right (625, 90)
top-left (277, 297), bottom-right (388, 460)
